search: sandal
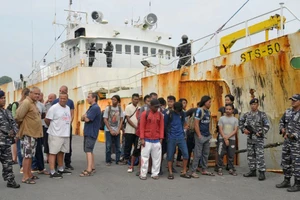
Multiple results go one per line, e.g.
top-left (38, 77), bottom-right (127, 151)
top-left (38, 169), bottom-right (50, 175)
top-left (30, 175), bottom-right (39, 180)
top-left (217, 169), bottom-right (223, 176)
top-left (79, 170), bottom-right (93, 177)
top-left (168, 173), bottom-right (174, 180)
top-left (191, 172), bottom-right (199, 178)
top-left (180, 173), bottom-right (191, 179)
top-left (152, 176), bottom-right (159, 180)
top-left (22, 178), bottom-right (36, 184)
top-left (201, 171), bottom-right (215, 176)
top-left (92, 169), bottom-right (96, 174)
top-left (229, 169), bottom-right (237, 176)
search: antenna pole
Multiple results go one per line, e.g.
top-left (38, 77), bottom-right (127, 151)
top-left (149, 1), bottom-right (151, 12)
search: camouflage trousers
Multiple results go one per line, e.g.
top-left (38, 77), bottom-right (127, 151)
top-left (281, 138), bottom-right (300, 180)
top-left (247, 137), bottom-right (266, 171)
top-left (0, 145), bottom-right (15, 182)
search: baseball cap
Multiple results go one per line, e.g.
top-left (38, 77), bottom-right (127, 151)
top-left (150, 99), bottom-right (160, 108)
top-left (0, 90), bottom-right (5, 98)
top-left (289, 94), bottom-right (300, 101)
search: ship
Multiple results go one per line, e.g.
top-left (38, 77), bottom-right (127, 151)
top-left (1, 2), bottom-right (300, 170)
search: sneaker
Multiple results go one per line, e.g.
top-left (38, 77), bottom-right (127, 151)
top-left (127, 167), bottom-right (134, 173)
top-left (19, 167), bottom-right (23, 174)
top-left (65, 165), bottom-right (74, 170)
top-left (31, 168), bottom-right (38, 173)
top-left (106, 162), bottom-right (111, 166)
top-left (58, 169), bottom-right (72, 175)
top-left (50, 172), bottom-right (63, 179)
top-left (7, 180), bottom-right (20, 189)
top-left (117, 160), bottom-right (127, 165)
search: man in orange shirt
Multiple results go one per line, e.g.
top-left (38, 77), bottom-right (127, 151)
top-left (139, 99), bottom-right (164, 180)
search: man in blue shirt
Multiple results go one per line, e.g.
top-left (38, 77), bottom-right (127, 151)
top-left (165, 102), bottom-right (191, 179)
top-left (190, 95), bottom-right (214, 178)
top-left (80, 93), bottom-right (101, 176)
top-left (52, 85), bottom-right (75, 170)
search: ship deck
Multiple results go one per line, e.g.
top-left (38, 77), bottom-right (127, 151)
top-left (1, 136), bottom-right (297, 200)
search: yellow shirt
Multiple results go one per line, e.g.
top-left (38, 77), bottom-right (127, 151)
top-left (15, 96), bottom-right (42, 138)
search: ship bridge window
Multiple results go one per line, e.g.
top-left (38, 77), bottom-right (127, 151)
top-left (151, 48), bottom-right (156, 57)
top-left (74, 28), bottom-right (86, 38)
top-left (73, 46), bottom-right (76, 55)
top-left (116, 44), bottom-right (122, 54)
top-left (125, 45), bottom-right (131, 54)
top-left (158, 49), bottom-right (164, 58)
top-left (69, 48), bottom-right (72, 58)
top-left (134, 46), bottom-right (140, 55)
top-left (143, 47), bottom-right (148, 56)
top-left (166, 50), bottom-right (171, 59)
top-left (158, 49), bottom-right (163, 58)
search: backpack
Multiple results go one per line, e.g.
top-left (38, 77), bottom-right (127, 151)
top-left (163, 109), bottom-right (185, 138)
top-left (99, 110), bottom-right (105, 130)
top-left (99, 105), bottom-right (122, 131)
top-left (188, 107), bottom-right (206, 132)
top-left (6, 101), bottom-right (19, 112)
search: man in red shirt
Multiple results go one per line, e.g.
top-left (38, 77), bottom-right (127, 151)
top-left (139, 99), bottom-right (164, 180)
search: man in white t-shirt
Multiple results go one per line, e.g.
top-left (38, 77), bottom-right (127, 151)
top-left (121, 93), bottom-right (139, 165)
top-left (45, 93), bottom-right (72, 179)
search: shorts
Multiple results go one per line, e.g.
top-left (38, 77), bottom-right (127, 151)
top-left (132, 137), bottom-right (141, 157)
top-left (20, 135), bottom-right (37, 159)
top-left (48, 135), bottom-right (70, 154)
top-left (167, 138), bottom-right (189, 161)
top-left (84, 136), bottom-right (97, 153)
top-left (162, 139), bottom-right (167, 155)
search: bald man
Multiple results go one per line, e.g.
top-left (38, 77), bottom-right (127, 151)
top-left (52, 86), bottom-right (75, 170)
top-left (42, 93), bottom-right (56, 165)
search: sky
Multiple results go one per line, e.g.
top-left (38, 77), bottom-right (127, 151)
top-left (0, 0), bottom-right (299, 80)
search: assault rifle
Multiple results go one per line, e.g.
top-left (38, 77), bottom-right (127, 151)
top-left (235, 142), bottom-right (283, 154)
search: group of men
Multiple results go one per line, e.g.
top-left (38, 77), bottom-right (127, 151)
top-left (103, 92), bottom-right (300, 192)
top-left (0, 85), bottom-right (79, 188)
top-left (0, 86), bottom-right (299, 193)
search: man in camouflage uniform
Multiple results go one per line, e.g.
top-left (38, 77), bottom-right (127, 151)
top-left (0, 90), bottom-right (20, 188)
top-left (276, 94), bottom-right (300, 192)
top-left (239, 98), bottom-right (270, 181)
top-left (176, 35), bottom-right (195, 69)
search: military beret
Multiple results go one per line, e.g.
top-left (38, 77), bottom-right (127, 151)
top-left (249, 98), bottom-right (259, 104)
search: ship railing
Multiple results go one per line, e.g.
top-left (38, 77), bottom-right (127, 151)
top-left (80, 69), bottom-right (156, 98)
top-left (142, 4), bottom-right (300, 70)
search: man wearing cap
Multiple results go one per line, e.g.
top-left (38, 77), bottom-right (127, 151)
top-left (139, 99), bottom-right (164, 180)
top-left (239, 98), bottom-right (270, 181)
top-left (0, 90), bottom-right (20, 188)
top-left (276, 94), bottom-right (300, 192)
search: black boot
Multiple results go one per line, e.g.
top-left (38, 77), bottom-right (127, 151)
top-left (7, 180), bottom-right (20, 189)
top-left (258, 171), bottom-right (266, 181)
top-left (243, 170), bottom-right (256, 177)
top-left (276, 178), bottom-right (291, 188)
top-left (287, 179), bottom-right (300, 192)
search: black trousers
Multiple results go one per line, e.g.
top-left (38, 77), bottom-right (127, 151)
top-left (186, 131), bottom-right (195, 168)
top-left (35, 137), bottom-right (44, 171)
top-left (124, 134), bottom-right (137, 160)
top-left (64, 126), bottom-right (72, 165)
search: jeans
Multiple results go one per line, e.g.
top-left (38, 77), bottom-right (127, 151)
top-left (167, 138), bottom-right (189, 161)
top-left (124, 134), bottom-right (137, 160)
top-left (17, 139), bottom-right (23, 167)
top-left (105, 131), bottom-right (121, 164)
top-left (192, 134), bottom-right (211, 171)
